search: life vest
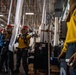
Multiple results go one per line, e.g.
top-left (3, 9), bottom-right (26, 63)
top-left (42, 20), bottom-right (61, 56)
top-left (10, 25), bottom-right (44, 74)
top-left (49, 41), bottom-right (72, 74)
top-left (17, 33), bottom-right (30, 48)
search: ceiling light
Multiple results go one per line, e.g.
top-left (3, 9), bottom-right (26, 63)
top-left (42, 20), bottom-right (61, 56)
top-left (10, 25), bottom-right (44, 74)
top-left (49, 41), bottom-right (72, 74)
top-left (0, 15), bottom-right (3, 17)
top-left (25, 13), bottom-right (34, 15)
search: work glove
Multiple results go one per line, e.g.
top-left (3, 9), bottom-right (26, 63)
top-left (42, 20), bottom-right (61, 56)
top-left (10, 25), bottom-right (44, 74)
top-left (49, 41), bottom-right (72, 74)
top-left (30, 32), bottom-right (38, 37)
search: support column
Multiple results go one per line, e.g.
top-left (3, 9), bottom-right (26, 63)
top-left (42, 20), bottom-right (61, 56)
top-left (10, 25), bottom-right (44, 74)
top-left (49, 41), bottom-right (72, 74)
top-left (9, 0), bottom-right (24, 51)
top-left (54, 17), bottom-right (59, 46)
top-left (7, 0), bottom-right (13, 24)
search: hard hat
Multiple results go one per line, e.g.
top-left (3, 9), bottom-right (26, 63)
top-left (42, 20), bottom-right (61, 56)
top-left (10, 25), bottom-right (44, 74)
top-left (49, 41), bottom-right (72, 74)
top-left (7, 24), bottom-right (13, 28)
top-left (0, 29), bottom-right (3, 32)
top-left (21, 26), bottom-right (28, 34)
top-left (22, 26), bottom-right (28, 30)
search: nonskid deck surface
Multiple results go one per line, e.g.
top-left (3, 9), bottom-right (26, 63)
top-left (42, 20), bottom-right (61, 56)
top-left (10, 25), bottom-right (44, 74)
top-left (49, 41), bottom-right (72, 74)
top-left (0, 64), bottom-right (47, 75)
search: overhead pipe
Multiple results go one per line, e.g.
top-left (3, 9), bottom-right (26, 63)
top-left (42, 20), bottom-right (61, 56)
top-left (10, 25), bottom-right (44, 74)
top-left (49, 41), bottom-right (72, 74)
top-left (0, 13), bottom-right (8, 22)
top-left (9, 0), bottom-right (24, 51)
top-left (0, 18), bottom-right (7, 24)
top-left (7, 0), bottom-right (13, 25)
top-left (1, 17), bottom-right (7, 22)
top-left (40, 0), bottom-right (46, 42)
top-left (54, 17), bottom-right (59, 46)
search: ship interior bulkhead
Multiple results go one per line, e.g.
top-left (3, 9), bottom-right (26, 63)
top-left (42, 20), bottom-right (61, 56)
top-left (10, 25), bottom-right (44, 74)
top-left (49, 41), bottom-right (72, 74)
top-left (0, 0), bottom-right (72, 75)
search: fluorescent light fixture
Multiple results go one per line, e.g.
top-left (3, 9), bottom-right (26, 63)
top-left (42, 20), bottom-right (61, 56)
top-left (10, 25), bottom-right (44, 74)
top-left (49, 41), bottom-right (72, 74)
top-left (25, 13), bottom-right (34, 15)
top-left (0, 15), bottom-right (3, 17)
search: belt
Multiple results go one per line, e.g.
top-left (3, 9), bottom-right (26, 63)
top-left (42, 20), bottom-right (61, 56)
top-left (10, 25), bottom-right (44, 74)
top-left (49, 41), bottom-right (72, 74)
top-left (67, 42), bottom-right (76, 46)
top-left (18, 47), bottom-right (28, 50)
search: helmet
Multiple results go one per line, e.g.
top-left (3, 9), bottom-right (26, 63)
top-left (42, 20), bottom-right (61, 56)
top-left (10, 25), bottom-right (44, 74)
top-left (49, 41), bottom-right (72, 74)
top-left (21, 26), bottom-right (28, 34)
top-left (7, 24), bottom-right (13, 28)
top-left (0, 29), bottom-right (3, 33)
top-left (22, 26), bottom-right (28, 30)
top-left (6, 24), bottom-right (13, 33)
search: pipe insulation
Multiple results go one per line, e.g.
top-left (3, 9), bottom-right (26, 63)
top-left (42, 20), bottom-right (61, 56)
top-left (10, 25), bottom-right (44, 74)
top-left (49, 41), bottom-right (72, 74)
top-left (9, 0), bottom-right (24, 51)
